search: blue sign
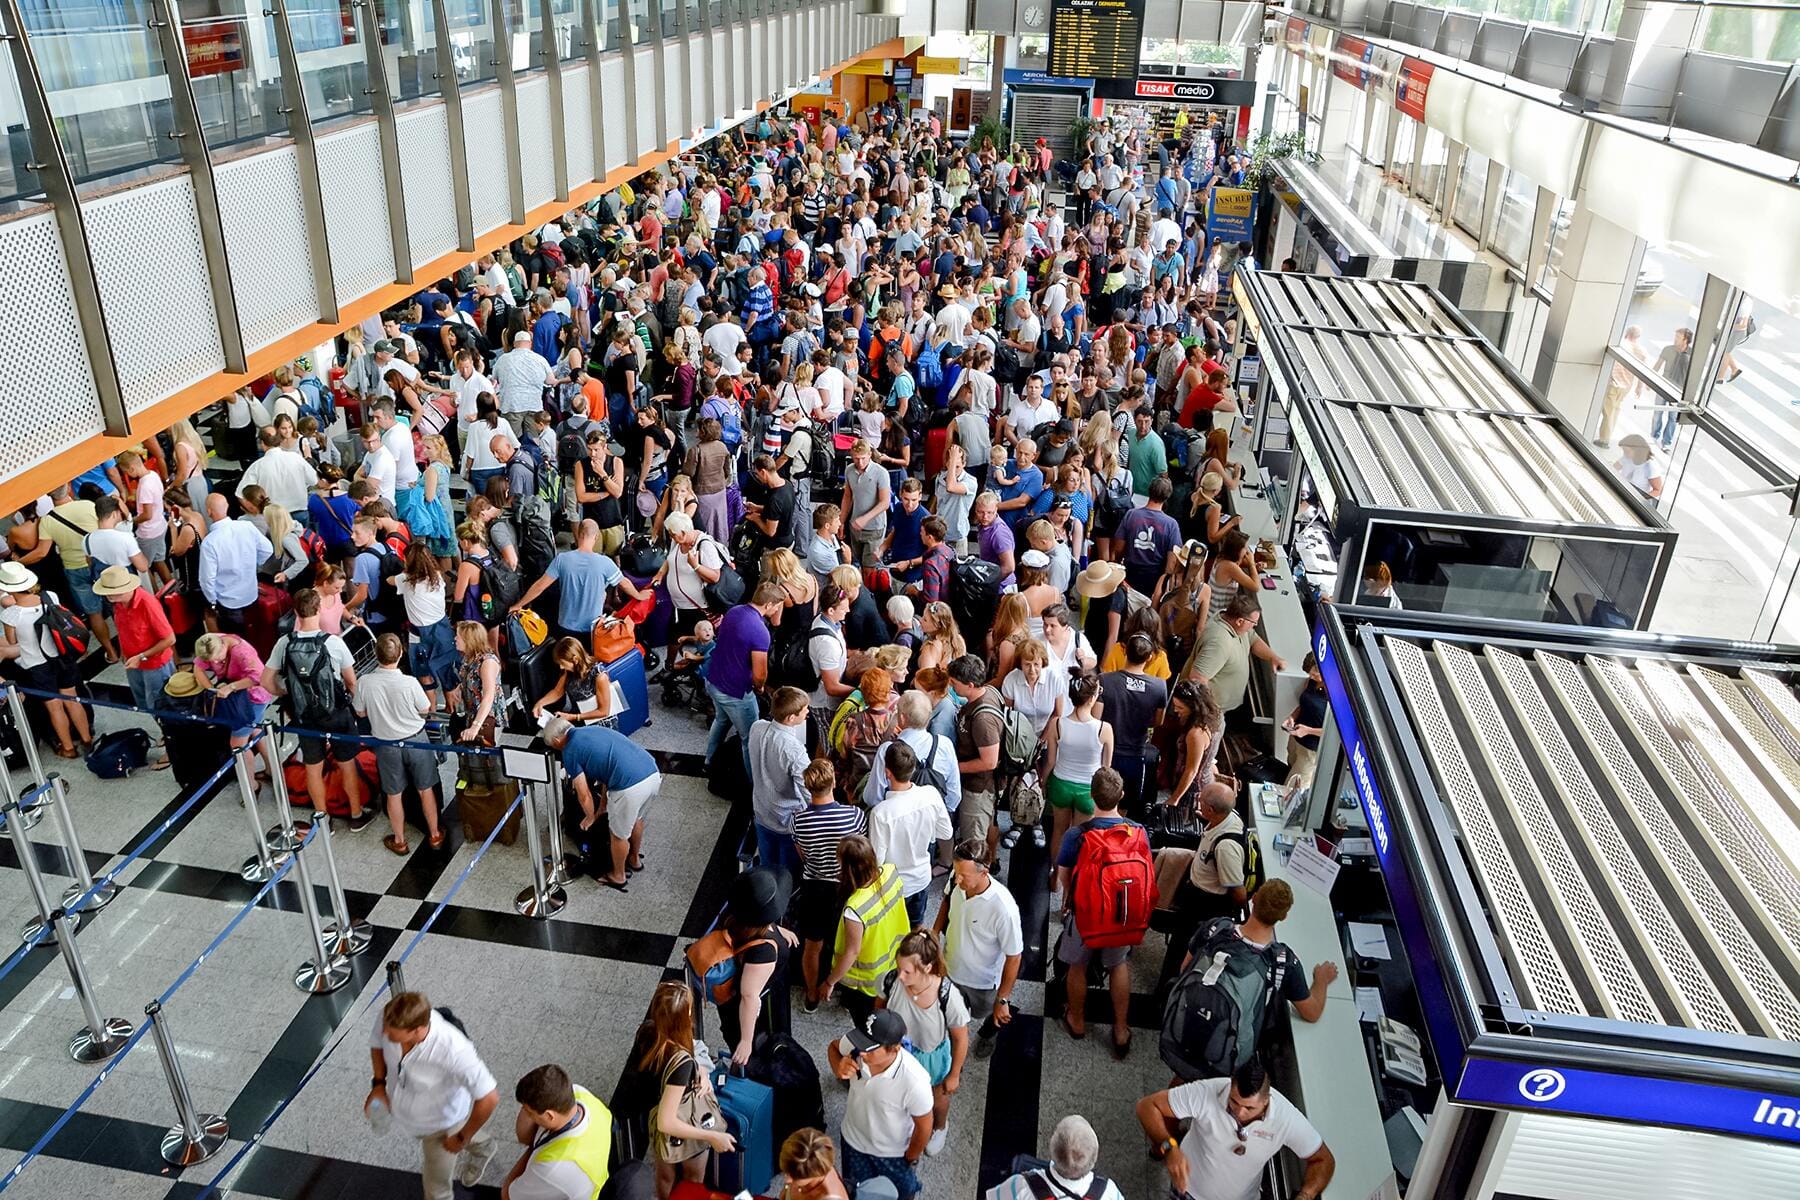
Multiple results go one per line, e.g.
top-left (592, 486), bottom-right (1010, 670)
top-left (1206, 187), bottom-right (1256, 244)
top-left (1003, 68), bottom-right (1093, 90)
top-left (1458, 1058), bottom-right (1800, 1145)
top-left (1316, 622), bottom-right (1467, 1069)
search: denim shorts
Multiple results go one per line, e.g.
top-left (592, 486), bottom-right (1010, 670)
top-left (63, 564), bottom-right (98, 617)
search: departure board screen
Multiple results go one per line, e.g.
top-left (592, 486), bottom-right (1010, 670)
top-left (1047, 0), bottom-right (1144, 80)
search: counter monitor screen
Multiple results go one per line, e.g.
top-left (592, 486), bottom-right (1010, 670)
top-left (1048, 0), bottom-right (1145, 80)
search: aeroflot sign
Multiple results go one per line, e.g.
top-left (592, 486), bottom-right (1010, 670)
top-left (1458, 1058), bottom-right (1800, 1145)
top-left (1316, 627), bottom-right (1391, 864)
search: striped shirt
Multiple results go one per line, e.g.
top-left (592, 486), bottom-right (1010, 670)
top-left (792, 801), bottom-right (867, 883)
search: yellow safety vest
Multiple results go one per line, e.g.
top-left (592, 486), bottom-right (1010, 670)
top-left (836, 863), bottom-right (908, 994)
top-left (532, 1087), bottom-right (613, 1199)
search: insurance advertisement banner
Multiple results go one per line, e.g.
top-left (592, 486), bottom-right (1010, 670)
top-left (183, 18), bottom-right (246, 78)
top-left (1332, 34), bottom-right (1370, 87)
top-left (1206, 187), bottom-right (1256, 244)
top-left (1395, 57), bottom-right (1434, 122)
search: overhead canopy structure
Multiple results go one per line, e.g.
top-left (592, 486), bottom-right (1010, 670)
top-left (1237, 271), bottom-right (1677, 629)
top-left (1319, 605), bottom-right (1800, 1147)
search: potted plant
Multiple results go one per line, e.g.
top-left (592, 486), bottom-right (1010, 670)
top-left (1067, 114), bottom-right (1094, 159)
top-left (969, 114), bottom-right (1010, 153)
top-left (1243, 130), bottom-right (1319, 191)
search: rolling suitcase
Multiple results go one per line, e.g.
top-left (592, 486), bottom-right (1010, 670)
top-left (601, 648), bottom-right (649, 737)
top-left (244, 581), bottom-right (293, 659)
top-left (710, 1066), bottom-right (774, 1196)
top-left (459, 779), bottom-right (521, 845)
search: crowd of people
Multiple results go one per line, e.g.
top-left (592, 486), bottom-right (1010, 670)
top-left (0, 97), bottom-right (1344, 1200)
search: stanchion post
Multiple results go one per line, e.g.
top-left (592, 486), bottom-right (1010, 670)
top-left (145, 1001), bottom-right (229, 1165)
top-left (48, 908), bottom-right (131, 1062)
top-left (260, 726), bottom-right (310, 853)
top-left (4, 687), bottom-right (50, 831)
top-left (542, 759), bottom-right (570, 887)
top-left (290, 835), bottom-right (353, 994)
top-left (2, 786), bottom-right (74, 947)
top-left (514, 781), bottom-right (566, 918)
top-left (315, 810), bottom-right (371, 957)
top-left (48, 775), bottom-right (115, 912)
top-left (235, 744), bottom-right (287, 883)
top-left (386, 960), bottom-right (406, 996)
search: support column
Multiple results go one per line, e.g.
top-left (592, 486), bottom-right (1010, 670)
top-left (1530, 202), bottom-right (1637, 434)
top-left (1317, 68), bottom-right (1358, 156)
top-left (1598, 0), bottom-right (1699, 122)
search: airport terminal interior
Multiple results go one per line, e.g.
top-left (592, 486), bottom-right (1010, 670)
top-left (0, 0), bottom-right (1795, 1198)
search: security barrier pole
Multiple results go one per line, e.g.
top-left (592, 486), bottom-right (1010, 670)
top-left (290, 837), bottom-right (353, 995)
top-left (386, 960), bottom-right (407, 996)
top-left (514, 782), bottom-right (566, 918)
top-left (4, 688), bottom-right (50, 831)
top-left (48, 776), bottom-right (116, 911)
top-left (3, 787), bottom-right (73, 946)
top-left (261, 727), bottom-right (310, 853)
top-left (48, 908), bottom-right (131, 1063)
top-left (315, 811), bottom-right (371, 958)
top-left (235, 745), bottom-right (285, 884)
top-left (542, 761), bottom-right (571, 887)
top-left (146, 1001), bottom-right (229, 1166)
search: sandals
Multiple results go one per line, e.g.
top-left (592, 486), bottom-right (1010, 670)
top-left (53, 744), bottom-right (79, 760)
top-left (1058, 1013), bottom-right (1086, 1041)
top-left (427, 831), bottom-right (446, 849)
top-left (382, 835), bottom-right (411, 856)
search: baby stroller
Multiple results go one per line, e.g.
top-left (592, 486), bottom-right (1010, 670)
top-left (659, 640), bottom-right (714, 723)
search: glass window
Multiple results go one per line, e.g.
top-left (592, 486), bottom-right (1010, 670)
top-left (448, 0), bottom-right (498, 84)
top-left (1488, 167), bottom-right (1536, 267)
top-left (1417, 125), bottom-right (1449, 209)
top-left (1701, 3), bottom-right (1800, 62)
top-left (1619, 240), bottom-right (1702, 449)
top-left (1702, 291), bottom-right (1800, 478)
top-left (663, 0), bottom-right (683, 39)
top-left (1451, 147), bottom-right (1488, 235)
top-left (1391, 113), bottom-right (1416, 187)
top-left (1538, 196), bottom-right (1572, 294)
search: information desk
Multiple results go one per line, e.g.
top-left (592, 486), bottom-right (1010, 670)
top-left (1252, 788), bottom-right (1399, 1200)
top-left (1230, 425), bottom-right (1314, 752)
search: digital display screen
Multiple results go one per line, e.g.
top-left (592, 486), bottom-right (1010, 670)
top-left (1048, 0), bottom-right (1144, 80)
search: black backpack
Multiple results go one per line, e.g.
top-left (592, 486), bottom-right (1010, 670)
top-left (993, 339), bottom-right (1024, 387)
top-left (558, 418), bottom-right (602, 473)
top-left (283, 633), bottom-right (343, 724)
top-left (1159, 916), bottom-right (1289, 1083)
top-left (805, 422), bottom-right (837, 483)
top-left (743, 1032), bottom-right (825, 1151)
top-left (949, 555), bottom-right (1001, 642)
top-left (513, 504), bottom-right (557, 582)
top-left (357, 545), bottom-right (408, 629)
top-left (475, 553), bottom-right (522, 623)
top-left (772, 627), bottom-right (836, 691)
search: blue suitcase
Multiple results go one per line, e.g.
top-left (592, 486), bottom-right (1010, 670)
top-left (711, 1065), bottom-right (774, 1195)
top-left (601, 647), bottom-right (650, 736)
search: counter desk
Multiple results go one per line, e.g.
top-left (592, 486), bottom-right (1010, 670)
top-left (1226, 428), bottom-right (1313, 753)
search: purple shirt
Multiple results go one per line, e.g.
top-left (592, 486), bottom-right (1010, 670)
top-left (978, 518), bottom-right (1016, 589)
top-left (708, 603), bottom-right (772, 699)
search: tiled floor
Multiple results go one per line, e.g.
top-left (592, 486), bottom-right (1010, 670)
top-left (0, 669), bottom-right (1194, 1199)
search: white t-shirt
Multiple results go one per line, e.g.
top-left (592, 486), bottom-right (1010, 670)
top-left (1001, 668), bottom-right (1061, 736)
top-left (868, 784), bottom-right (950, 898)
top-left (509, 1101), bottom-right (605, 1200)
top-left (944, 879), bottom-right (1024, 991)
top-left (703, 322), bottom-right (748, 375)
top-left (368, 1010), bottom-right (498, 1139)
top-left (1169, 1079), bottom-right (1323, 1200)
top-left (383, 421), bottom-right (420, 489)
top-left (807, 618), bottom-right (847, 710)
top-left (355, 666), bottom-right (430, 741)
top-left (266, 630), bottom-right (354, 680)
top-left (988, 1169), bottom-right (1125, 1200)
top-left (361, 444), bottom-right (397, 505)
top-left (84, 527), bottom-right (140, 571)
top-left (134, 471), bottom-right (167, 539)
top-left (396, 575), bottom-right (449, 629)
top-left (884, 973), bottom-right (970, 1054)
top-left (936, 303), bottom-right (972, 344)
top-left (466, 419), bottom-right (519, 473)
top-left (1008, 397), bottom-right (1059, 439)
top-left (665, 535), bottom-right (730, 613)
top-left (964, 370), bottom-right (997, 422)
top-left (1, 602), bottom-right (49, 669)
top-left (814, 366), bottom-right (848, 420)
top-left (838, 1043), bottom-right (933, 1158)
top-left (450, 371), bottom-right (495, 428)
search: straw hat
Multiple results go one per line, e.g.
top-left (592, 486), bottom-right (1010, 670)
top-left (0, 562), bottom-right (38, 593)
top-left (1075, 561), bottom-right (1126, 599)
top-left (90, 566), bottom-right (139, 598)
top-left (163, 669), bottom-right (205, 699)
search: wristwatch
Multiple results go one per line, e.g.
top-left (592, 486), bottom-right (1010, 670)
top-left (371, 1076), bottom-right (386, 1089)
top-left (1153, 1137), bottom-right (1178, 1160)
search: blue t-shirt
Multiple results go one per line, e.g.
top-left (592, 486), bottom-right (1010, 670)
top-left (546, 550), bottom-right (623, 633)
top-left (562, 725), bottom-right (658, 791)
top-left (887, 505), bottom-right (926, 563)
top-left (1056, 814), bottom-right (1133, 869)
top-left (532, 310), bottom-right (567, 364)
top-left (1031, 488), bottom-right (1091, 525)
top-left (72, 460), bottom-right (120, 496)
top-left (708, 603), bottom-right (771, 700)
top-left (353, 547), bottom-right (390, 626)
top-left (999, 465), bottom-right (1045, 520)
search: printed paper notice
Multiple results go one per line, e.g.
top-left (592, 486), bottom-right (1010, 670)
top-left (1348, 921), bottom-right (1393, 960)
top-left (1355, 986), bottom-right (1385, 1023)
top-left (1285, 836), bottom-right (1341, 896)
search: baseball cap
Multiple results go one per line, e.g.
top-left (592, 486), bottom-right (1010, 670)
top-left (846, 1009), bottom-right (907, 1052)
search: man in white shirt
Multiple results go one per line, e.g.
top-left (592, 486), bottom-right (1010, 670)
top-left (1136, 1059), bottom-right (1335, 1200)
top-left (1006, 376), bottom-right (1059, 446)
top-left (197, 493), bottom-right (272, 628)
top-left (373, 398), bottom-right (421, 505)
top-left (367, 991), bottom-right (500, 1200)
top-left (812, 358), bottom-right (848, 422)
top-left (827, 1010), bottom-right (934, 1200)
top-left (237, 426), bottom-right (318, 520)
top-left (864, 690), bottom-right (960, 814)
top-left (935, 289), bottom-right (972, 345)
top-left (448, 349), bottom-right (495, 441)
top-left (867, 741), bottom-right (952, 928)
top-left (703, 312), bottom-right (748, 377)
top-left (501, 1064), bottom-right (612, 1200)
top-left (1151, 211), bottom-right (1183, 258)
top-left (83, 496), bottom-right (150, 577)
top-left (933, 839), bottom-right (1023, 1059)
top-left (355, 423), bottom-right (398, 506)
top-left (493, 331), bottom-right (555, 434)
top-left (986, 1116), bottom-right (1124, 1200)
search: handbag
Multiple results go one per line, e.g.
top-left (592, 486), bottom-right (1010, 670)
top-left (593, 616), bottom-right (638, 663)
top-left (651, 1052), bottom-right (722, 1165)
top-left (1008, 776), bottom-right (1045, 826)
top-left (703, 564), bottom-right (745, 610)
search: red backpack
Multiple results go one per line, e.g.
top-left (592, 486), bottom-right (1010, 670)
top-left (1071, 820), bottom-right (1158, 950)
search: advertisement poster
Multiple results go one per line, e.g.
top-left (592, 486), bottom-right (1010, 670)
top-left (1367, 46), bottom-right (1405, 103)
top-left (1332, 35), bottom-right (1369, 87)
top-left (1395, 58), bottom-right (1433, 122)
top-left (1207, 187), bottom-right (1256, 243)
top-left (183, 18), bottom-right (245, 78)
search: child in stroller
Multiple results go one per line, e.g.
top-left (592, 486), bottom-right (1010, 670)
top-left (659, 619), bottom-right (716, 719)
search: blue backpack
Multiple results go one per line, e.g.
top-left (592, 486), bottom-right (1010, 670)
top-left (913, 340), bottom-right (943, 391)
top-left (703, 397), bottom-right (743, 450)
top-left (86, 729), bottom-right (152, 779)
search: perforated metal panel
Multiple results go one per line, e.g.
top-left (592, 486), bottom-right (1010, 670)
top-left (1689, 665), bottom-right (1800, 809)
top-left (600, 57), bottom-right (629, 173)
top-left (517, 76), bottom-right (557, 211)
top-left (687, 33), bottom-right (707, 135)
top-left (463, 90), bottom-right (513, 237)
top-left (1433, 641), bottom-right (1659, 1024)
top-left (1539, 651), bottom-right (1800, 1040)
top-left (317, 122), bottom-right (398, 306)
top-left (710, 30), bottom-right (729, 119)
top-left (83, 173), bottom-right (226, 413)
top-left (734, 25), bottom-right (753, 115)
top-left (215, 145), bottom-right (322, 352)
top-left (1383, 637), bottom-right (1582, 1015)
top-left (748, 22), bottom-right (766, 108)
top-left (398, 105), bottom-right (461, 269)
top-left (563, 63), bottom-right (596, 189)
top-left (0, 211), bottom-right (106, 479)
top-left (1486, 647), bottom-right (1738, 1033)
top-left (634, 48), bottom-right (659, 156)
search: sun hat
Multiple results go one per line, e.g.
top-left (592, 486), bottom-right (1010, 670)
top-left (90, 566), bottom-right (140, 598)
top-left (0, 562), bottom-right (38, 592)
top-left (727, 868), bottom-right (790, 927)
top-left (163, 669), bottom-right (205, 700)
top-left (1074, 560), bottom-right (1126, 599)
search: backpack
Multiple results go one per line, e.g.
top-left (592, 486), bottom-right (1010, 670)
top-left (513, 504), bottom-right (557, 582)
top-left (1160, 917), bottom-right (1289, 1082)
top-left (773, 627), bottom-right (835, 692)
top-left (972, 700), bottom-right (1038, 777)
top-left (993, 339), bottom-right (1024, 387)
top-left (703, 397), bottom-right (743, 451)
top-left (1211, 826), bottom-right (1266, 900)
top-left (1097, 471), bottom-right (1133, 528)
top-left (685, 928), bottom-right (776, 1005)
top-left (475, 553), bottom-right (522, 623)
top-left (913, 340), bottom-right (943, 391)
top-left (881, 970), bottom-right (952, 1021)
top-left (37, 593), bottom-right (90, 658)
top-left (356, 546), bottom-right (408, 629)
top-left (283, 633), bottom-right (343, 724)
top-left (826, 692), bottom-right (868, 758)
top-left (539, 240), bottom-right (565, 270)
top-left (297, 526), bottom-right (327, 566)
top-left (910, 733), bottom-right (949, 798)
top-left (805, 422), bottom-right (836, 482)
top-left (557, 419), bottom-right (600, 474)
top-left (1019, 1168), bottom-right (1112, 1200)
top-left (1070, 819), bottom-right (1157, 950)
top-left (85, 729), bottom-right (152, 779)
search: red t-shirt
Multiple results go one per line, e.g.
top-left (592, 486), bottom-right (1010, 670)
top-left (1181, 383), bottom-right (1226, 425)
top-left (114, 587), bottom-right (175, 670)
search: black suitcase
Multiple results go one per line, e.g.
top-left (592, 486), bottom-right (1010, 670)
top-left (161, 716), bottom-right (232, 792)
top-left (745, 1033), bottom-right (825, 1150)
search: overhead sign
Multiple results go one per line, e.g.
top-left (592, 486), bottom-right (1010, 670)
top-left (1048, 0), bottom-right (1145, 81)
top-left (1093, 76), bottom-right (1259, 107)
top-left (914, 56), bottom-right (965, 75)
top-left (1395, 57), bottom-right (1434, 121)
top-left (1003, 68), bottom-right (1093, 89)
top-left (1456, 1058), bottom-right (1800, 1146)
top-left (1207, 186), bottom-right (1256, 243)
top-left (845, 59), bottom-right (891, 76)
top-left (183, 18), bottom-right (246, 78)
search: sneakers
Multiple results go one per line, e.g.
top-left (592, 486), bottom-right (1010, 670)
top-left (344, 809), bottom-right (376, 833)
top-left (926, 1126), bottom-right (948, 1157)
top-left (973, 1031), bottom-right (997, 1060)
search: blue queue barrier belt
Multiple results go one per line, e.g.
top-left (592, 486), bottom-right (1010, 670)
top-left (0, 819), bottom-right (314, 1192)
top-left (192, 788), bottom-right (528, 1198)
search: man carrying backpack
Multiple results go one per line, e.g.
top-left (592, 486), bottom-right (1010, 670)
top-left (1055, 767), bottom-right (1152, 1059)
top-left (261, 587), bottom-right (371, 830)
top-left (1160, 881), bottom-right (1336, 1085)
top-left (948, 654), bottom-right (1005, 861)
top-left (1154, 781), bottom-right (1251, 999)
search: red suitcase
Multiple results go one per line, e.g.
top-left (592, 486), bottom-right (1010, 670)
top-left (244, 582), bottom-right (292, 659)
top-left (925, 423), bottom-right (950, 479)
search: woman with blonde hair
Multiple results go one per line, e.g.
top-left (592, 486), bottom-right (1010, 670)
top-left (986, 592), bottom-right (1032, 684)
top-left (653, 473), bottom-right (699, 541)
top-left (770, 1128), bottom-right (849, 1199)
top-left (1193, 470), bottom-right (1240, 551)
top-left (168, 417), bottom-right (211, 508)
top-left (261, 503), bottom-right (308, 587)
top-left (915, 601), bottom-right (965, 674)
top-left (764, 545), bottom-right (819, 683)
top-left (414, 434), bottom-right (457, 558)
top-left (1000, 637), bottom-right (1063, 738)
top-left (192, 631), bottom-right (279, 780)
top-left (451, 619), bottom-right (506, 791)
